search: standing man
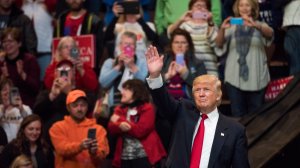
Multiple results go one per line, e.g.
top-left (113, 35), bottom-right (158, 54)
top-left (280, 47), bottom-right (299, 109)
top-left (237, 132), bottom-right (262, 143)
top-left (54, 0), bottom-right (105, 74)
top-left (49, 89), bottom-right (109, 168)
top-left (145, 46), bottom-right (250, 168)
top-left (0, 0), bottom-right (37, 54)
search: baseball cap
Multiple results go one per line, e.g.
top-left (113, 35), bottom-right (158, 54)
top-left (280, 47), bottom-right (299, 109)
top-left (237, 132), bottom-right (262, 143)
top-left (66, 90), bottom-right (87, 105)
top-left (56, 59), bottom-right (74, 69)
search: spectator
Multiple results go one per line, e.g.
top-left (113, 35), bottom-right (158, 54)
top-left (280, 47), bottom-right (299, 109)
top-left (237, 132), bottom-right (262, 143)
top-left (154, 0), bottom-right (189, 36)
top-left (99, 31), bottom-right (148, 112)
top-left (108, 79), bottom-right (166, 168)
top-left (145, 46), bottom-right (250, 168)
top-left (162, 28), bottom-right (206, 99)
top-left (105, 1), bottom-right (158, 60)
top-left (168, 0), bottom-right (219, 77)
top-left (0, 27), bottom-right (40, 108)
top-left (44, 36), bottom-right (98, 92)
top-left (0, 114), bottom-right (54, 168)
top-left (282, 0), bottom-right (300, 75)
top-left (215, 0), bottom-right (273, 117)
top-left (54, 0), bottom-right (105, 72)
top-left (0, 0), bottom-right (37, 55)
top-left (21, 0), bottom-right (54, 81)
top-left (49, 89), bottom-right (109, 168)
top-left (35, 59), bottom-right (95, 147)
top-left (9, 154), bottom-right (33, 168)
top-left (0, 78), bottom-right (32, 142)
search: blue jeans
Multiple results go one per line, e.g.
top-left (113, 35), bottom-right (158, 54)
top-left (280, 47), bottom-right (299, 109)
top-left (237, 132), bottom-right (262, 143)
top-left (37, 54), bottom-right (51, 81)
top-left (284, 26), bottom-right (300, 75)
top-left (225, 83), bottom-right (266, 117)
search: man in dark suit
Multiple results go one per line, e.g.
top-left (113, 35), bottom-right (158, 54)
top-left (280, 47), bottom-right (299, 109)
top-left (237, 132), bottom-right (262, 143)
top-left (145, 46), bottom-right (250, 168)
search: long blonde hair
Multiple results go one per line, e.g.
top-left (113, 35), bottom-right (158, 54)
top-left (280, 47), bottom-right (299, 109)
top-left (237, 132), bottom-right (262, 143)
top-left (54, 36), bottom-right (78, 62)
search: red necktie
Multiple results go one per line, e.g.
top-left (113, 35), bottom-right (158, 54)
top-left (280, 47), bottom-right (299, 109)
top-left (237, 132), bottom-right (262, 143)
top-left (190, 114), bottom-right (208, 168)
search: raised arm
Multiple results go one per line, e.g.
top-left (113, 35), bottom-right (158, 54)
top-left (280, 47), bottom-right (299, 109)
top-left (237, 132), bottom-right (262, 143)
top-left (145, 45), bottom-right (164, 78)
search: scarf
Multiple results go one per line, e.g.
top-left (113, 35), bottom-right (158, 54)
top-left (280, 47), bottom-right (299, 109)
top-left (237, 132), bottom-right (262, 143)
top-left (235, 25), bottom-right (255, 81)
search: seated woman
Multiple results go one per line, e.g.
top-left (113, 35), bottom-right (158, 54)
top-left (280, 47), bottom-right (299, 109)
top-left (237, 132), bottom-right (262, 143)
top-left (0, 28), bottom-right (40, 108)
top-left (44, 36), bottom-right (98, 92)
top-left (0, 78), bottom-right (32, 142)
top-left (162, 28), bottom-right (206, 99)
top-left (0, 114), bottom-right (54, 168)
top-left (108, 79), bottom-right (166, 168)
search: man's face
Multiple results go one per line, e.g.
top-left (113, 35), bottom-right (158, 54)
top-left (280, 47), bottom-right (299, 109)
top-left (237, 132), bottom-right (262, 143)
top-left (68, 98), bottom-right (88, 122)
top-left (0, 0), bottom-right (14, 10)
top-left (66, 0), bottom-right (84, 11)
top-left (193, 81), bottom-right (221, 113)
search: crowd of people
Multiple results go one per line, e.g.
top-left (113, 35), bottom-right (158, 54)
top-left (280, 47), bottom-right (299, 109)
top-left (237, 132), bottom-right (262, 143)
top-left (0, 0), bottom-right (299, 167)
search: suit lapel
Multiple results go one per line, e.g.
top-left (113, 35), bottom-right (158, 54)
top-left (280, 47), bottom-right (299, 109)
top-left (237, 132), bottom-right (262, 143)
top-left (187, 107), bottom-right (201, 162)
top-left (208, 114), bottom-right (228, 168)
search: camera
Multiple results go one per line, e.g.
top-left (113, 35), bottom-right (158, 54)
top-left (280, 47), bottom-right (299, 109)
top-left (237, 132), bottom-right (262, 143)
top-left (70, 47), bottom-right (79, 59)
top-left (192, 11), bottom-right (208, 19)
top-left (230, 18), bottom-right (244, 25)
top-left (87, 128), bottom-right (96, 139)
top-left (123, 45), bottom-right (134, 58)
top-left (60, 70), bottom-right (69, 77)
top-left (118, 1), bottom-right (140, 15)
top-left (10, 87), bottom-right (20, 105)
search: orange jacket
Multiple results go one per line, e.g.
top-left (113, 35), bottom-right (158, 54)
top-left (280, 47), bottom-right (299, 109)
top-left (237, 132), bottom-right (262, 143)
top-left (50, 116), bottom-right (109, 168)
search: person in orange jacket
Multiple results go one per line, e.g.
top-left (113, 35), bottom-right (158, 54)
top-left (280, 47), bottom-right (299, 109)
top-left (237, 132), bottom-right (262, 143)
top-left (49, 89), bottom-right (109, 168)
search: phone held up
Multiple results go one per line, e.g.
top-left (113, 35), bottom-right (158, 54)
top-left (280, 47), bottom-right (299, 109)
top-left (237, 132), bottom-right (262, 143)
top-left (118, 1), bottom-right (140, 15)
top-left (87, 128), bottom-right (96, 139)
top-left (175, 53), bottom-right (185, 66)
top-left (230, 17), bottom-right (244, 25)
top-left (10, 87), bottom-right (20, 106)
top-left (192, 11), bottom-right (208, 20)
top-left (70, 47), bottom-right (79, 60)
top-left (123, 45), bottom-right (134, 58)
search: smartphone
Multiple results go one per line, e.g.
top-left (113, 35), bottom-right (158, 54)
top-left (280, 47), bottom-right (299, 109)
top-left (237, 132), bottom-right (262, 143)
top-left (70, 47), bottom-right (79, 59)
top-left (123, 45), bottom-right (134, 58)
top-left (192, 11), bottom-right (208, 19)
top-left (87, 128), bottom-right (96, 139)
top-left (60, 70), bottom-right (68, 77)
top-left (10, 87), bottom-right (20, 105)
top-left (118, 1), bottom-right (140, 14)
top-left (176, 53), bottom-right (185, 66)
top-left (230, 17), bottom-right (244, 25)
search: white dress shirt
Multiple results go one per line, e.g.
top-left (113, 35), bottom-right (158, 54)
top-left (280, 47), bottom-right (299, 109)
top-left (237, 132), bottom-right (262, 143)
top-left (192, 110), bottom-right (219, 168)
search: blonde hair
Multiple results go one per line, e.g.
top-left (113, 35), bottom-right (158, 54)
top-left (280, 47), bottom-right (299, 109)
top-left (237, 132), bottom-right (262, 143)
top-left (232, 0), bottom-right (259, 19)
top-left (10, 155), bottom-right (34, 168)
top-left (193, 74), bottom-right (222, 106)
top-left (55, 36), bottom-right (77, 62)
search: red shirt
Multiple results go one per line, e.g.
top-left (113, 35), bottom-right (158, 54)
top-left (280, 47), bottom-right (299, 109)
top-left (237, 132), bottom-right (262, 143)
top-left (64, 13), bottom-right (86, 36)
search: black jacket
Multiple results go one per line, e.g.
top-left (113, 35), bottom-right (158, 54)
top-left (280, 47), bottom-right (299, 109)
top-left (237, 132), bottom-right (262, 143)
top-left (5, 5), bottom-right (37, 55)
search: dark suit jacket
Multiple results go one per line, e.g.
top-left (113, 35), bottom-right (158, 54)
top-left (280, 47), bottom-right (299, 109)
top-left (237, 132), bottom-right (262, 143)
top-left (150, 85), bottom-right (250, 168)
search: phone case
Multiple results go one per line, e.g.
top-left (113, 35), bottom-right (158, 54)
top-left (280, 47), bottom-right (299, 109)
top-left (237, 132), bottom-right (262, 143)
top-left (119, 1), bottom-right (140, 14)
top-left (70, 47), bottom-right (79, 59)
top-left (176, 54), bottom-right (185, 65)
top-left (230, 18), bottom-right (244, 25)
top-left (88, 128), bottom-right (96, 139)
top-left (192, 11), bottom-right (208, 19)
top-left (123, 45), bottom-right (134, 58)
